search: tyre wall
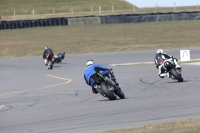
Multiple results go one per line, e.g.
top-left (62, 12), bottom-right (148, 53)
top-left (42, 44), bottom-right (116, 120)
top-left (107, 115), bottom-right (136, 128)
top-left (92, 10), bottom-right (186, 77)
top-left (1, 12), bottom-right (200, 30)
top-left (0, 17), bottom-right (68, 30)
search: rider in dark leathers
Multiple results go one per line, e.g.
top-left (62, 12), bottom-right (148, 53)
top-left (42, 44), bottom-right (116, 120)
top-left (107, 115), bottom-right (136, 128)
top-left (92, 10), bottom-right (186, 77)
top-left (43, 46), bottom-right (54, 65)
top-left (84, 60), bottom-right (119, 94)
top-left (154, 49), bottom-right (181, 78)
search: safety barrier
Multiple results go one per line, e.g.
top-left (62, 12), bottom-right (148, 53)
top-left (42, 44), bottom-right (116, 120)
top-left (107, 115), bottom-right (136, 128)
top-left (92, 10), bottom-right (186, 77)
top-left (0, 18), bottom-right (68, 30)
top-left (1, 11), bottom-right (200, 30)
top-left (100, 11), bottom-right (200, 24)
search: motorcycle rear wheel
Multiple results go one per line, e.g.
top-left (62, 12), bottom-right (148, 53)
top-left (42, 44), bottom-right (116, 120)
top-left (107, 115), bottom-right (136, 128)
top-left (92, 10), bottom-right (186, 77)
top-left (100, 82), bottom-right (117, 100)
top-left (48, 60), bottom-right (53, 70)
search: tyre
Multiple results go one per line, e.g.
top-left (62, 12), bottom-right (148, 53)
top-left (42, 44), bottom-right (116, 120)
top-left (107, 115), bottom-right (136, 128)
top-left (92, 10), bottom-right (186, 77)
top-left (170, 68), bottom-right (183, 82)
top-left (58, 19), bottom-right (63, 26)
top-left (40, 20), bottom-right (45, 26)
top-left (100, 82), bottom-right (116, 100)
top-left (116, 86), bottom-right (125, 99)
top-left (3, 22), bottom-right (8, 29)
top-left (19, 21), bottom-right (24, 28)
top-left (47, 60), bottom-right (53, 70)
top-left (49, 61), bottom-right (53, 69)
top-left (11, 22), bottom-right (16, 29)
top-left (15, 22), bottom-right (20, 29)
top-left (48, 19), bottom-right (53, 26)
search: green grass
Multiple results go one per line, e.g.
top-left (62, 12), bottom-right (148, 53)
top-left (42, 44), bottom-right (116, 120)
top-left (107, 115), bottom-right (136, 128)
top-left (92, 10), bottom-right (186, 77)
top-left (0, 0), bottom-right (133, 15)
top-left (0, 20), bottom-right (200, 58)
top-left (1, 0), bottom-right (199, 21)
top-left (97, 118), bottom-right (200, 133)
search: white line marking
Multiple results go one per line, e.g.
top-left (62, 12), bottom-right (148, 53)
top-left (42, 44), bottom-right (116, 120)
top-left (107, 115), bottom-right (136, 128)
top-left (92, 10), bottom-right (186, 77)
top-left (0, 105), bottom-right (5, 109)
top-left (184, 62), bottom-right (200, 65)
top-left (110, 62), bottom-right (153, 66)
top-left (0, 75), bottom-right (71, 97)
top-left (110, 59), bottom-right (200, 66)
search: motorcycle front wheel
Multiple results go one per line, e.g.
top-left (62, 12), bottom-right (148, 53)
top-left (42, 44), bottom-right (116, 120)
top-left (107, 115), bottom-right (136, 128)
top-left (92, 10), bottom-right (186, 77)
top-left (116, 86), bottom-right (125, 99)
top-left (48, 60), bottom-right (53, 70)
top-left (170, 68), bottom-right (183, 82)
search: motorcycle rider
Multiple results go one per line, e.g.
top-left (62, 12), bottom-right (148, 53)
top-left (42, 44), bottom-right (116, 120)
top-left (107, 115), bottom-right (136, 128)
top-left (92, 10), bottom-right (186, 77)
top-left (154, 49), bottom-right (181, 78)
top-left (84, 60), bottom-right (119, 94)
top-left (43, 46), bottom-right (54, 66)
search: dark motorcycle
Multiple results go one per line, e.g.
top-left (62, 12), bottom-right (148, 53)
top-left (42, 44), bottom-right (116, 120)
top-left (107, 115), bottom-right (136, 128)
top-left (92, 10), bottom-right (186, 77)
top-left (163, 58), bottom-right (183, 82)
top-left (54, 52), bottom-right (65, 63)
top-left (92, 72), bottom-right (125, 100)
top-left (46, 54), bottom-right (54, 70)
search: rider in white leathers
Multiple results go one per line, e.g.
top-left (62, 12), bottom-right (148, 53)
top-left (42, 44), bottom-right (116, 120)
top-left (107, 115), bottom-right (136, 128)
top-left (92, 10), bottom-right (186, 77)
top-left (154, 49), bottom-right (181, 78)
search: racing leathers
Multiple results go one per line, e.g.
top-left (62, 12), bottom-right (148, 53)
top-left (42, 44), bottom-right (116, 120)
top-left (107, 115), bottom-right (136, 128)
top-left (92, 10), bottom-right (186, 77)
top-left (43, 48), bottom-right (54, 65)
top-left (84, 64), bottom-right (118, 94)
top-left (154, 53), bottom-right (180, 78)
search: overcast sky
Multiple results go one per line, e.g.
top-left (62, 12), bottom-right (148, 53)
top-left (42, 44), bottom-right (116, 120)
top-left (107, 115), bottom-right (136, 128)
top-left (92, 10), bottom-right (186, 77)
top-left (125, 0), bottom-right (200, 7)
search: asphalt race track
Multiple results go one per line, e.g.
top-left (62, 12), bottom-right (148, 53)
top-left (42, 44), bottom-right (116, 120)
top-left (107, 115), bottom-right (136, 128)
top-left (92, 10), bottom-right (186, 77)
top-left (0, 48), bottom-right (200, 133)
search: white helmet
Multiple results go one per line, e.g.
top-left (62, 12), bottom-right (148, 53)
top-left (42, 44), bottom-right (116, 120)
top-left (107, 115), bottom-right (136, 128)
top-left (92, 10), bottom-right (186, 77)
top-left (86, 60), bottom-right (94, 67)
top-left (157, 49), bottom-right (164, 54)
top-left (45, 46), bottom-right (49, 49)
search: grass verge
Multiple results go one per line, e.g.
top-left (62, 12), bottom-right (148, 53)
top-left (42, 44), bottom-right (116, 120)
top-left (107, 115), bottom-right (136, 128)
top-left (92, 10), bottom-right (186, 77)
top-left (0, 0), bottom-right (133, 20)
top-left (97, 118), bottom-right (200, 133)
top-left (1, 20), bottom-right (200, 58)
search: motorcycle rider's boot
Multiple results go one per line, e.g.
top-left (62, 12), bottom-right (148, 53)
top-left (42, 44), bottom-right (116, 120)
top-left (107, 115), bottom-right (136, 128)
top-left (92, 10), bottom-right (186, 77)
top-left (159, 73), bottom-right (166, 78)
top-left (166, 72), bottom-right (170, 78)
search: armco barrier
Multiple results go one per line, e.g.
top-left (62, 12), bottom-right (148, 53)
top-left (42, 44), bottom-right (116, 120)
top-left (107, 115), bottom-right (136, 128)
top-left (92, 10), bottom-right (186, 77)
top-left (1, 12), bottom-right (200, 30)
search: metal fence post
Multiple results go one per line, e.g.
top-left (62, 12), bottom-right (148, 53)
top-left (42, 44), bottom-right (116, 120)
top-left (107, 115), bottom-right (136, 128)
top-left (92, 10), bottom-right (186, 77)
top-left (99, 6), bottom-right (101, 15)
top-left (174, 3), bottom-right (176, 10)
top-left (14, 10), bottom-right (16, 19)
top-left (71, 8), bottom-right (73, 16)
top-left (156, 4), bottom-right (157, 12)
top-left (91, 6), bottom-right (93, 15)
top-left (32, 9), bottom-right (35, 18)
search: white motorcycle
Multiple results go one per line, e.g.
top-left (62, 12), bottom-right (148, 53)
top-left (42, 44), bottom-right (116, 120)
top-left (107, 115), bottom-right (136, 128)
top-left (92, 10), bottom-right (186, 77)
top-left (162, 58), bottom-right (183, 82)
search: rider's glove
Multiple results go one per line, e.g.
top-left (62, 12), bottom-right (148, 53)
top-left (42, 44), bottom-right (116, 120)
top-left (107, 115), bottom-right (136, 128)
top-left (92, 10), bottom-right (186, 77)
top-left (156, 65), bottom-right (159, 69)
top-left (110, 69), bottom-right (114, 74)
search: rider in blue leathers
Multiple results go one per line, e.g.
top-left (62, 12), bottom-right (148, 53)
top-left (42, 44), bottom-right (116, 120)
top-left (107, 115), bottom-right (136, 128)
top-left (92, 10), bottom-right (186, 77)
top-left (84, 60), bottom-right (118, 94)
